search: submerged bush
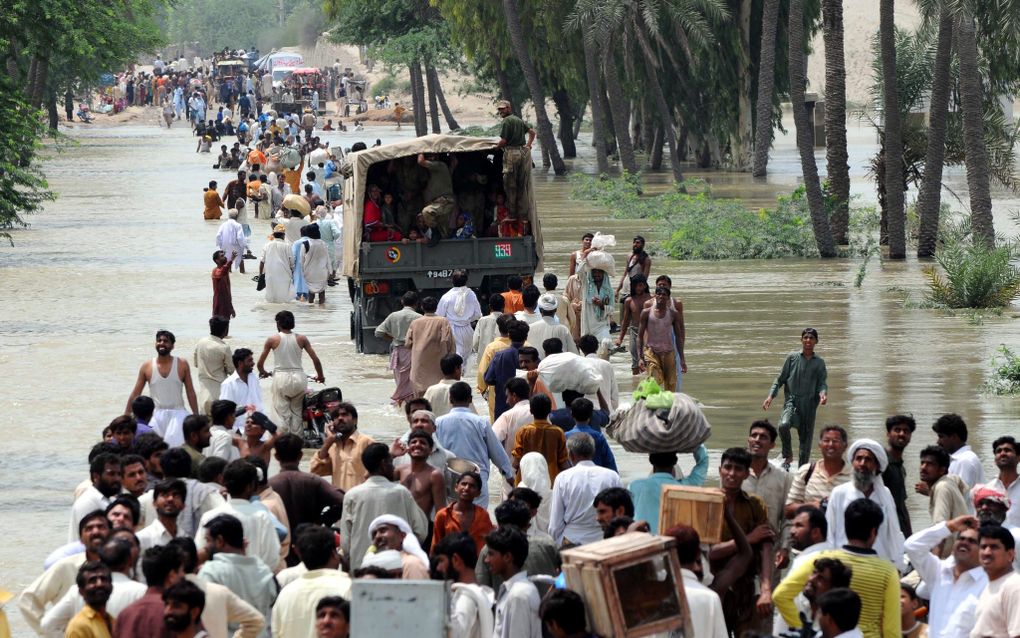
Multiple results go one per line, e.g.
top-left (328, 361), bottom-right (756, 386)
top-left (985, 345), bottom-right (1020, 395)
top-left (925, 243), bottom-right (1020, 308)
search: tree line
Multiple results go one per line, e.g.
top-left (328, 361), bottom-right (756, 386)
top-left (325, 0), bottom-right (1020, 259)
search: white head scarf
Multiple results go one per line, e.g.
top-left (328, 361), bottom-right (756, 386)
top-left (368, 514), bottom-right (429, 568)
top-left (848, 438), bottom-right (888, 473)
top-left (361, 549), bottom-right (404, 571)
top-left (519, 452), bottom-right (552, 500)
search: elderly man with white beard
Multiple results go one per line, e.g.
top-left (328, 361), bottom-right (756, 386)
top-left (824, 438), bottom-right (905, 571)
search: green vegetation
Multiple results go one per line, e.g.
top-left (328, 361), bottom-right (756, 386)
top-left (571, 175), bottom-right (833, 260)
top-left (164, 0), bottom-right (325, 52)
top-left (924, 243), bottom-right (1020, 309)
top-left (985, 345), bottom-right (1020, 395)
top-left (0, 76), bottom-right (54, 244)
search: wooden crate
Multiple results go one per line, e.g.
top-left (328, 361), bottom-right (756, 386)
top-left (658, 485), bottom-right (725, 544)
top-left (561, 533), bottom-right (692, 638)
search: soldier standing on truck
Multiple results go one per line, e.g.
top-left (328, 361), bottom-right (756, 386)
top-left (495, 100), bottom-right (536, 222)
top-left (417, 153), bottom-right (457, 246)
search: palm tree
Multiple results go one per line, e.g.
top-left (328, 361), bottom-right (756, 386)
top-left (916, 10), bottom-right (953, 258)
top-left (501, 0), bottom-right (566, 174)
top-left (790, 0), bottom-right (836, 257)
top-left (601, 49), bottom-right (639, 173)
top-left (823, 0), bottom-right (850, 244)
top-left (880, 0), bottom-right (906, 259)
top-left (581, 34), bottom-right (610, 173)
top-left (751, 0), bottom-right (780, 177)
top-left (955, 11), bottom-right (995, 247)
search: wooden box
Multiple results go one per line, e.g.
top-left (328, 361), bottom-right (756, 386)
top-left (659, 485), bottom-right (725, 544)
top-left (561, 533), bottom-right (692, 638)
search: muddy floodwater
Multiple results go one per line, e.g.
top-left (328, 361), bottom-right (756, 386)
top-left (2, 115), bottom-right (1019, 631)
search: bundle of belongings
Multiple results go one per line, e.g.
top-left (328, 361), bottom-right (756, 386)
top-left (605, 378), bottom-right (711, 453)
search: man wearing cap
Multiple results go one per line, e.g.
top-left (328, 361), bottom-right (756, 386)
top-left (824, 438), bottom-right (904, 570)
top-left (524, 294), bottom-right (578, 360)
top-left (368, 514), bottom-right (430, 579)
top-left (495, 100), bottom-right (536, 223)
top-left (437, 270), bottom-right (483, 362)
top-left (763, 328), bottom-right (829, 470)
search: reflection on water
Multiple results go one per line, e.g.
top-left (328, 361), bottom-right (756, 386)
top-left (1, 119), bottom-right (1019, 634)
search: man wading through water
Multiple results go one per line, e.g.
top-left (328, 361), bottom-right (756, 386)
top-left (763, 328), bottom-right (828, 470)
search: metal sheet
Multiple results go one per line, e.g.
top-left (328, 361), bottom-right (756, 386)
top-left (350, 580), bottom-right (449, 635)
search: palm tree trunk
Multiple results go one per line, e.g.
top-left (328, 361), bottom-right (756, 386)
top-left (650, 81), bottom-right (683, 182)
top-left (880, 0), bottom-right (906, 258)
top-left (427, 66), bottom-right (460, 131)
top-left (552, 88), bottom-right (577, 158)
top-left (408, 61), bottom-right (427, 136)
top-left (501, 0), bottom-right (566, 174)
top-left (424, 64), bottom-right (441, 133)
top-left (602, 50), bottom-right (638, 173)
top-left (583, 35), bottom-right (609, 173)
top-left (46, 89), bottom-right (59, 133)
top-left (650, 125), bottom-right (664, 170)
top-left (752, 0), bottom-right (781, 177)
top-left (956, 12), bottom-right (995, 247)
top-left (790, 0), bottom-right (836, 257)
top-left (732, 0), bottom-right (754, 171)
top-left (823, 0), bottom-right (850, 244)
top-left (916, 11), bottom-right (954, 258)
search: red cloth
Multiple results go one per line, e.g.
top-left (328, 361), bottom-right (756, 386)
top-left (363, 200), bottom-right (403, 241)
top-left (212, 264), bottom-right (234, 319)
top-left (114, 589), bottom-right (168, 638)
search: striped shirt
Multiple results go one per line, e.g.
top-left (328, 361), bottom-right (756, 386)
top-left (774, 546), bottom-right (900, 638)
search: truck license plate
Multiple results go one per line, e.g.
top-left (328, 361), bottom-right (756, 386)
top-left (426, 269), bottom-right (453, 278)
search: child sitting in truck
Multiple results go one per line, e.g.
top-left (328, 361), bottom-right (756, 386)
top-left (453, 211), bottom-right (474, 240)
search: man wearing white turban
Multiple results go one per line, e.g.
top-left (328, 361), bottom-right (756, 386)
top-left (824, 438), bottom-right (905, 570)
top-left (368, 514), bottom-right (430, 579)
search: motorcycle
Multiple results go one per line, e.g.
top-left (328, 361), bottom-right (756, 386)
top-left (302, 385), bottom-right (343, 448)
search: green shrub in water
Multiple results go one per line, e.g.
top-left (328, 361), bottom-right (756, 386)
top-left (924, 243), bottom-right (1020, 308)
top-left (985, 345), bottom-right (1020, 395)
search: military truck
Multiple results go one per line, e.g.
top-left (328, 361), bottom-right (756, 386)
top-left (340, 135), bottom-right (543, 354)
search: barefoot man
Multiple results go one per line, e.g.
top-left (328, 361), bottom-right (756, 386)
top-left (257, 310), bottom-right (325, 436)
top-left (126, 330), bottom-right (199, 447)
top-left (395, 429), bottom-right (447, 546)
top-left (637, 286), bottom-right (686, 392)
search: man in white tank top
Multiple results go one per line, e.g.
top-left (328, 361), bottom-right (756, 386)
top-left (637, 286), bottom-right (686, 392)
top-left (125, 330), bottom-right (199, 447)
top-left (256, 310), bottom-right (325, 435)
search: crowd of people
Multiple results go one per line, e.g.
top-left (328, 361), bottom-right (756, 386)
top-left (20, 52), bottom-right (1020, 638)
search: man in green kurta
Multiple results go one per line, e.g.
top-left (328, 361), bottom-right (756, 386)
top-left (763, 328), bottom-right (828, 469)
top-left (495, 100), bottom-right (536, 222)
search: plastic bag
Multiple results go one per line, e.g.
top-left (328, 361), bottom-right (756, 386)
top-left (590, 232), bottom-right (616, 250)
top-left (585, 250), bottom-right (616, 276)
top-left (633, 378), bottom-right (663, 401)
top-left (537, 352), bottom-right (602, 394)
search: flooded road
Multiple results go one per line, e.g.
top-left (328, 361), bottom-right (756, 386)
top-left (2, 113), bottom-right (1018, 630)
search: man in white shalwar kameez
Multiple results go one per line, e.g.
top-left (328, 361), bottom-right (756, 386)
top-left (260, 225), bottom-right (295, 304)
top-left (437, 270), bottom-right (482, 363)
top-left (575, 252), bottom-right (614, 358)
top-left (301, 224), bottom-right (331, 305)
top-left (216, 209), bottom-right (247, 272)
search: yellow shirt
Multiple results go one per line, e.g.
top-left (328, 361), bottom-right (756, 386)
top-left (310, 430), bottom-right (376, 492)
top-left (65, 605), bottom-right (113, 638)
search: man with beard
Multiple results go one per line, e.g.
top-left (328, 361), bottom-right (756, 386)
top-left (368, 514), bottom-right (431, 579)
top-left (882, 414), bottom-right (915, 537)
top-left (904, 513), bottom-right (986, 638)
top-left (20, 512), bottom-right (111, 635)
top-left (161, 580), bottom-right (206, 638)
top-left (432, 532), bottom-right (494, 638)
top-left (575, 259), bottom-right (613, 355)
top-left (916, 445), bottom-right (970, 557)
top-left (775, 498), bottom-right (901, 638)
top-left (773, 506), bottom-right (835, 635)
top-left (126, 330), bottom-right (200, 448)
top-left (65, 562), bottom-right (114, 638)
top-left (979, 436), bottom-right (1020, 527)
top-left (972, 487), bottom-right (1020, 568)
top-left (311, 402), bottom-right (375, 492)
top-left (120, 455), bottom-right (150, 505)
top-left (136, 480), bottom-right (188, 552)
top-left (824, 438), bottom-right (905, 570)
top-left (70, 454), bottom-right (123, 541)
top-left (218, 348), bottom-right (264, 415)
